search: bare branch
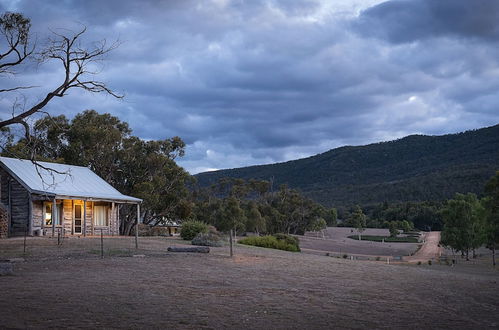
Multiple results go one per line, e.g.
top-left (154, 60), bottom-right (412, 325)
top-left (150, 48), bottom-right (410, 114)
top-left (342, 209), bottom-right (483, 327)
top-left (0, 24), bottom-right (122, 130)
top-left (0, 85), bottom-right (37, 93)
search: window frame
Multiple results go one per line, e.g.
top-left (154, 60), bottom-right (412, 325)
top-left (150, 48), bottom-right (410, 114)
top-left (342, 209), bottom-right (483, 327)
top-left (93, 204), bottom-right (109, 227)
top-left (43, 201), bottom-right (63, 227)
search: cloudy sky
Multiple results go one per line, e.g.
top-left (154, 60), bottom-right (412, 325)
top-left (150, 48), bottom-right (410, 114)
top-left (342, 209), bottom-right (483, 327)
top-left (1, 0), bottom-right (498, 174)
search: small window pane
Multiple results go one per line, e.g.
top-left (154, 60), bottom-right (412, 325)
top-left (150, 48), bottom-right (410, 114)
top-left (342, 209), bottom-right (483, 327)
top-left (56, 204), bottom-right (63, 225)
top-left (94, 206), bottom-right (108, 226)
top-left (75, 205), bottom-right (81, 218)
top-left (45, 204), bottom-right (52, 226)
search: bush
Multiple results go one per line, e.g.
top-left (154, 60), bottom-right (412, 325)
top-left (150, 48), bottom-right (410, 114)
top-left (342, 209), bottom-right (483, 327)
top-left (192, 231), bottom-right (224, 247)
top-left (180, 221), bottom-right (209, 240)
top-left (273, 233), bottom-right (300, 247)
top-left (239, 234), bottom-right (300, 252)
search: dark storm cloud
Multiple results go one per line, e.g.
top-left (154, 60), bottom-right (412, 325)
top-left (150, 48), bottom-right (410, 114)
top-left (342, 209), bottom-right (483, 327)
top-left (355, 0), bottom-right (499, 43)
top-left (1, 0), bottom-right (499, 173)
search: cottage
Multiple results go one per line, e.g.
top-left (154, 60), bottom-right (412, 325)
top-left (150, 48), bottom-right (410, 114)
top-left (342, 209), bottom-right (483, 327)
top-left (0, 157), bottom-right (141, 238)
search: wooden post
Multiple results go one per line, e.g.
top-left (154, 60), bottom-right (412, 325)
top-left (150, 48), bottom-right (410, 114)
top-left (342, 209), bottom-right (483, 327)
top-left (101, 228), bottom-right (104, 259)
top-left (83, 200), bottom-right (87, 237)
top-left (91, 201), bottom-right (95, 236)
top-left (229, 229), bottom-right (233, 257)
top-left (28, 194), bottom-right (33, 236)
top-left (111, 202), bottom-right (115, 236)
top-left (7, 179), bottom-right (11, 236)
top-left (23, 224), bottom-right (27, 254)
top-left (135, 203), bottom-right (140, 249)
top-left (117, 204), bottom-right (120, 235)
top-left (52, 198), bottom-right (56, 238)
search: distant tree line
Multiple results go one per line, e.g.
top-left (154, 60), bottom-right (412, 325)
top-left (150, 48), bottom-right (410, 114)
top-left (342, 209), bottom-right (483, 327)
top-left (336, 201), bottom-right (442, 232)
top-left (189, 178), bottom-right (337, 235)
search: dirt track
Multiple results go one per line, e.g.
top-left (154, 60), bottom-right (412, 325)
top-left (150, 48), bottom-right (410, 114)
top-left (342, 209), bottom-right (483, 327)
top-left (405, 232), bottom-right (443, 263)
top-left (1, 237), bottom-right (498, 329)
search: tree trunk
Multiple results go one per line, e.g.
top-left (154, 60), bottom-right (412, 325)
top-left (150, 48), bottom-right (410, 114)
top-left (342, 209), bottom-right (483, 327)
top-left (466, 249), bottom-right (469, 261)
top-left (123, 217), bottom-right (135, 236)
top-left (229, 229), bottom-right (233, 257)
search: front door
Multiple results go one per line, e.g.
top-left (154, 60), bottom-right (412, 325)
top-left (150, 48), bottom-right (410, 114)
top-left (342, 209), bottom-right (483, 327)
top-left (74, 204), bottom-right (83, 235)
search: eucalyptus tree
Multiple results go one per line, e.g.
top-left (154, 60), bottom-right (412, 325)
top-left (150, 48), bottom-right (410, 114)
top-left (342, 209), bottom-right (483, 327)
top-left (348, 205), bottom-right (366, 240)
top-left (440, 193), bottom-right (486, 261)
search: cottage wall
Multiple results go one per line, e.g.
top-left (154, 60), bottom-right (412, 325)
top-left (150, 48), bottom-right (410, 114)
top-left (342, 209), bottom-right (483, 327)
top-left (39, 200), bottom-right (119, 236)
top-left (32, 201), bottom-right (43, 234)
top-left (0, 167), bottom-right (30, 236)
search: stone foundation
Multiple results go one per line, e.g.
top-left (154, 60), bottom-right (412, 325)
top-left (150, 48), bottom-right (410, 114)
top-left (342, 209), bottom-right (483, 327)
top-left (0, 203), bottom-right (8, 238)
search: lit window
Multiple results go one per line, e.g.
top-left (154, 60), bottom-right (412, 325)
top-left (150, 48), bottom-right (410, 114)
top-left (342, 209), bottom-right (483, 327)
top-left (94, 205), bottom-right (109, 226)
top-left (45, 203), bottom-right (62, 226)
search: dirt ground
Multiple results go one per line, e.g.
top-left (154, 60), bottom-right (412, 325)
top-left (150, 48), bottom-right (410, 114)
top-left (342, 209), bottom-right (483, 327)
top-left (300, 227), bottom-right (420, 258)
top-left (1, 236), bottom-right (498, 329)
top-left (404, 232), bottom-right (443, 263)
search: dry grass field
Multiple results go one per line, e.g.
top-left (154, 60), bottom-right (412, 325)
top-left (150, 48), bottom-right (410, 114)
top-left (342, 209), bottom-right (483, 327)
top-left (1, 236), bottom-right (498, 329)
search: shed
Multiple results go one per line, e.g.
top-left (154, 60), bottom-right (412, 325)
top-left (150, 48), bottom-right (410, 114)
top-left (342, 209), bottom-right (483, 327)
top-left (0, 157), bottom-right (141, 237)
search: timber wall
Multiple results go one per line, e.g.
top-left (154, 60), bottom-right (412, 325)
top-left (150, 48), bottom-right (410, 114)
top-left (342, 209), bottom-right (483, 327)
top-left (39, 200), bottom-right (119, 236)
top-left (0, 168), bottom-right (29, 236)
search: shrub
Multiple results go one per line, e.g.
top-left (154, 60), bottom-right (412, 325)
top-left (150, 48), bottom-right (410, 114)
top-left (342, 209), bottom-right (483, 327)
top-left (428, 260), bottom-right (432, 266)
top-left (343, 254), bottom-right (348, 259)
top-left (180, 220), bottom-right (209, 240)
top-left (239, 234), bottom-right (300, 252)
top-left (192, 231), bottom-right (224, 247)
top-left (417, 261), bottom-right (422, 265)
top-left (273, 233), bottom-right (299, 247)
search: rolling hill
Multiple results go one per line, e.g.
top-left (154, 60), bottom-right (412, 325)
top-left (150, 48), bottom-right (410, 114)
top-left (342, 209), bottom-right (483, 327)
top-left (195, 125), bottom-right (499, 207)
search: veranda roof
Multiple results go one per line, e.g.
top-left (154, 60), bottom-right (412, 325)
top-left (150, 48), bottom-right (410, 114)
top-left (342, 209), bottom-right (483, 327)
top-left (0, 157), bottom-right (141, 203)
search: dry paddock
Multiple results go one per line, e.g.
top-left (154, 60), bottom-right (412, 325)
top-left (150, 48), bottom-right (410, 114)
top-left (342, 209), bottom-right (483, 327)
top-left (0, 237), bottom-right (498, 329)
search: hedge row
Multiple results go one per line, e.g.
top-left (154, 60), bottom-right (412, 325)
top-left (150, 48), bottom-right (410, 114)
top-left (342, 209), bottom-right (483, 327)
top-left (239, 234), bottom-right (300, 252)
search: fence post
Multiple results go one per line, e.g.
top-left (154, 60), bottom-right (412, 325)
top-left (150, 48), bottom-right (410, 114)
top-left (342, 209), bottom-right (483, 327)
top-left (101, 228), bottom-right (104, 259)
top-left (23, 224), bottom-right (27, 255)
top-left (229, 229), bottom-right (233, 258)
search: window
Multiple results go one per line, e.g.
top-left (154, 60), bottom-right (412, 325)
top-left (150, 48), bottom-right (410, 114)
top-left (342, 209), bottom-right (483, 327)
top-left (94, 205), bottom-right (109, 226)
top-left (44, 203), bottom-right (62, 226)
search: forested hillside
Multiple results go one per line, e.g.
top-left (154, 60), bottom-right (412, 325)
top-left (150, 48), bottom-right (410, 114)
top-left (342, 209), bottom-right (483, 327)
top-left (196, 125), bottom-right (499, 207)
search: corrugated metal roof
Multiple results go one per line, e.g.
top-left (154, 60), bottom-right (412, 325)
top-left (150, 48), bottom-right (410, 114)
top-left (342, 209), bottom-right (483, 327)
top-left (0, 157), bottom-right (141, 203)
